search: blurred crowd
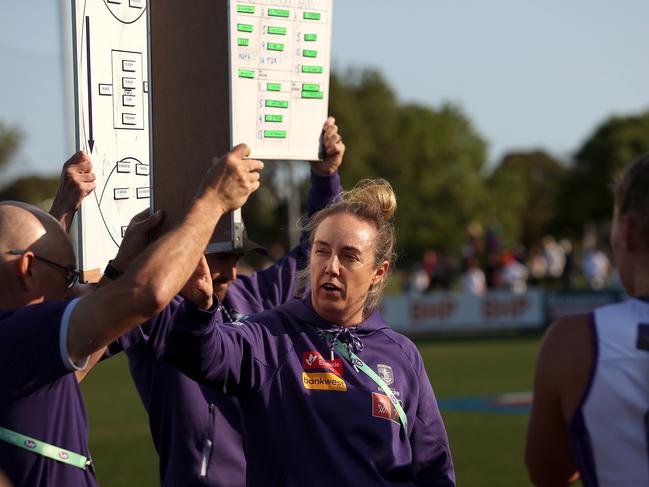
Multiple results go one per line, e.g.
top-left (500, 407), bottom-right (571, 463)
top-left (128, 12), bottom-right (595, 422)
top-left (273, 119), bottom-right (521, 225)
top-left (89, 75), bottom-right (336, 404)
top-left (406, 221), bottom-right (613, 295)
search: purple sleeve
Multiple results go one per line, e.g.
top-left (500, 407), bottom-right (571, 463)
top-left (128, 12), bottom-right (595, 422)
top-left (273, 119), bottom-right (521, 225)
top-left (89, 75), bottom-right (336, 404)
top-left (227, 171), bottom-right (342, 312)
top-left (410, 354), bottom-right (456, 487)
top-left (163, 308), bottom-right (278, 396)
top-left (307, 171), bottom-right (342, 218)
top-left (0, 302), bottom-right (71, 397)
top-left (103, 296), bottom-right (186, 358)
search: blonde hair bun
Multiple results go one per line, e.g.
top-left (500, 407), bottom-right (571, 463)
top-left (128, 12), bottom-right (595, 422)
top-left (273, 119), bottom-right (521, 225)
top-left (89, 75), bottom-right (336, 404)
top-left (343, 178), bottom-right (397, 221)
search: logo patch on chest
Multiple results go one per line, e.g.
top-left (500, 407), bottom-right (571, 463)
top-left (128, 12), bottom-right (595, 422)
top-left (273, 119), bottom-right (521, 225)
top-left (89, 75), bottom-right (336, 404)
top-left (302, 351), bottom-right (343, 376)
top-left (302, 372), bottom-right (347, 392)
top-left (377, 364), bottom-right (394, 385)
top-left (372, 392), bottom-right (401, 424)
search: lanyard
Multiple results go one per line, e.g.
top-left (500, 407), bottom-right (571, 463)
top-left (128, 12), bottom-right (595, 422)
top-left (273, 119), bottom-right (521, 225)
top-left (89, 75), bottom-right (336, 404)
top-left (323, 332), bottom-right (408, 432)
top-left (0, 426), bottom-right (91, 470)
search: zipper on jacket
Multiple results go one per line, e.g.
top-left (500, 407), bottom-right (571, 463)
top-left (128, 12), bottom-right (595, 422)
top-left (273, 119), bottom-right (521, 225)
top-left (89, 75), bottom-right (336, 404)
top-left (200, 403), bottom-right (216, 478)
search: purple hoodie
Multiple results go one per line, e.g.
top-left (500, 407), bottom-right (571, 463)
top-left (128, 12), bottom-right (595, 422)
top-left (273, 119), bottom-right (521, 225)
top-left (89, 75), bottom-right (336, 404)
top-left (164, 295), bottom-right (455, 487)
top-left (0, 300), bottom-right (97, 487)
top-left (108, 172), bottom-right (342, 486)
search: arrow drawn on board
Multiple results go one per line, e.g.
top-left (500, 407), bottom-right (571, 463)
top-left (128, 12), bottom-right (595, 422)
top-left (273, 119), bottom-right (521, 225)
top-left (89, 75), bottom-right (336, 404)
top-left (85, 16), bottom-right (95, 153)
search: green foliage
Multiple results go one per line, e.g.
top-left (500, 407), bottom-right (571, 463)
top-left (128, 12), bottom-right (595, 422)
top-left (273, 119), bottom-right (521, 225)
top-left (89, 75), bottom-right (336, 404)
top-left (554, 112), bottom-right (649, 236)
top-left (0, 175), bottom-right (59, 210)
top-left (330, 69), bottom-right (489, 264)
top-left (488, 151), bottom-right (567, 247)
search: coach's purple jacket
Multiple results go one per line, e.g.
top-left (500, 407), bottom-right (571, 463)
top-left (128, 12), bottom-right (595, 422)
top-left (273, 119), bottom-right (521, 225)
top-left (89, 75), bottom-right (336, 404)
top-left (163, 295), bottom-right (455, 487)
top-left (108, 171), bottom-right (341, 486)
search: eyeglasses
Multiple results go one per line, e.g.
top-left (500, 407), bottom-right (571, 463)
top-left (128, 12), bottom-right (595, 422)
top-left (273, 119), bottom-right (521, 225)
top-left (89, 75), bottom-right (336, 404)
top-left (7, 249), bottom-right (80, 289)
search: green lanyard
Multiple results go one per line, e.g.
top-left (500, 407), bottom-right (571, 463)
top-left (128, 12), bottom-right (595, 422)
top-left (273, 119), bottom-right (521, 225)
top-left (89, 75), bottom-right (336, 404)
top-left (323, 332), bottom-right (408, 432)
top-left (0, 426), bottom-right (91, 470)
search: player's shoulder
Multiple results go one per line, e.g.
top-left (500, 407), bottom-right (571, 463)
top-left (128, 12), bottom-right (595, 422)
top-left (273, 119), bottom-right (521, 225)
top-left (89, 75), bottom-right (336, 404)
top-left (537, 313), bottom-right (594, 393)
top-left (543, 313), bottom-right (592, 348)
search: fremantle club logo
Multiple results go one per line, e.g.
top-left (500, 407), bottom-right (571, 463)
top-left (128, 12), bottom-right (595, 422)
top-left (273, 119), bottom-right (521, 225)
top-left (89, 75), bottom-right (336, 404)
top-left (377, 364), bottom-right (394, 385)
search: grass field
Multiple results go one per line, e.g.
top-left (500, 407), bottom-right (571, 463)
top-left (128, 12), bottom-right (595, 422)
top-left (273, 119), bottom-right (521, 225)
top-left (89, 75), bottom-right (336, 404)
top-left (81, 334), bottom-right (548, 487)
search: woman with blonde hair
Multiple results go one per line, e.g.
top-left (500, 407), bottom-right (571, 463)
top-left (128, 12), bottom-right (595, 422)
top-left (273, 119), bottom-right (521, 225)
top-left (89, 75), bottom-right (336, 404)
top-left (164, 179), bottom-right (455, 486)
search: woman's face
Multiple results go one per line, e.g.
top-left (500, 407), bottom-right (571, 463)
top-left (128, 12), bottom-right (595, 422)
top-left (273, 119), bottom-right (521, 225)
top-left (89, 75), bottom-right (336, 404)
top-left (310, 212), bottom-right (388, 327)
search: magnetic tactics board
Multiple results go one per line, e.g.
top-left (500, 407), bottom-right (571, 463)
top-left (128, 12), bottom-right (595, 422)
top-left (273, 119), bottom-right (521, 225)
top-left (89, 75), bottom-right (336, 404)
top-left (71, 1), bottom-right (334, 279)
top-left (72, 0), bottom-right (150, 282)
top-left (229, 0), bottom-right (333, 160)
top-left (148, 0), bottom-right (333, 245)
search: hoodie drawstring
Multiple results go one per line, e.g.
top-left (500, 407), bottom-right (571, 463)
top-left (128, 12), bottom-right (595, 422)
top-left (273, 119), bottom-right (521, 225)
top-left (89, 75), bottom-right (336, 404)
top-left (327, 327), bottom-right (364, 369)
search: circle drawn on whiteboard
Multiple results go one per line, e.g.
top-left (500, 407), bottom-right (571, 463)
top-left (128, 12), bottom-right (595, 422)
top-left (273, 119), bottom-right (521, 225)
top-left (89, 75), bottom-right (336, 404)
top-left (102, 0), bottom-right (146, 25)
top-left (96, 156), bottom-right (150, 248)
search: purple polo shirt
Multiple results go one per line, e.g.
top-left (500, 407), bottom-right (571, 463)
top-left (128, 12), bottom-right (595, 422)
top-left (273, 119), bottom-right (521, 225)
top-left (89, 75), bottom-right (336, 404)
top-left (108, 171), bottom-right (342, 486)
top-left (164, 295), bottom-right (455, 487)
top-left (0, 299), bottom-right (96, 487)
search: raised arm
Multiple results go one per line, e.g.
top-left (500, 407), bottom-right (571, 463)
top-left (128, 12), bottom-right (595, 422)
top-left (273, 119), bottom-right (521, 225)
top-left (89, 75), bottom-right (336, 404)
top-left (162, 308), bottom-right (278, 396)
top-left (49, 151), bottom-right (96, 232)
top-left (66, 144), bottom-right (263, 363)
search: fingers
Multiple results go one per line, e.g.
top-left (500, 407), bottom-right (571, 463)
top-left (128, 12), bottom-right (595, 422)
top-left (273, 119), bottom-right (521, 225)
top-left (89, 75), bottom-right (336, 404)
top-left (131, 207), bottom-right (153, 223)
top-left (244, 158), bottom-right (264, 172)
top-left (323, 116), bottom-right (336, 129)
top-left (79, 182), bottom-right (97, 197)
top-left (231, 143), bottom-right (251, 158)
top-left (322, 120), bottom-right (343, 153)
top-left (65, 151), bottom-right (93, 172)
top-left (136, 210), bottom-right (165, 232)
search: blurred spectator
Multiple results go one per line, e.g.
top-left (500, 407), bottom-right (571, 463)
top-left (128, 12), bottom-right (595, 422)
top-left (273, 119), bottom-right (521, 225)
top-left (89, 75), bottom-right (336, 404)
top-left (461, 257), bottom-right (487, 296)
top-left (462, 221), bottom-right (483, 260)
top-left (485, 251), bottom-right (502, 288)
top-left (484, 220), bottom-right (503, 255)
top-left (527, 245), bottom-right (547, 283)
top-left (581, 246), bottom-right (611, 289)
top-left (500, 250), bottom-right (529, 294)
top-left (408, 266), bottom-right (430, 293)
top-left (559, 239), bottom-right (574, 288)
top-left (542, 235), bottom-right (566, 279)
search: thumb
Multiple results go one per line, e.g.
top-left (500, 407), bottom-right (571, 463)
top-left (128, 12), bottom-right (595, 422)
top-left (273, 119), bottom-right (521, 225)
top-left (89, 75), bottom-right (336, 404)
top-left (136, 210), bottom-right (165, 232)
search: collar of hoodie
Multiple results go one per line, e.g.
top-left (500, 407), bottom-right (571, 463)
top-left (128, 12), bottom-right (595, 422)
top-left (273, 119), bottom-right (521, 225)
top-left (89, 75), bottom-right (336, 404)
top-left (280, 293), bottom-right (391, 359)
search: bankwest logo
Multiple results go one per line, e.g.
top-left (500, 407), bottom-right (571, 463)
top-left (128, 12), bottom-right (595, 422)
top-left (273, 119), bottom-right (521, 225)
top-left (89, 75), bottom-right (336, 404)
top-left (372, 392), bottom-right (400, 424)
top-left (302, 351), bottom-right (343, 376)
top-left (302, 372), bottom-right (347, 392)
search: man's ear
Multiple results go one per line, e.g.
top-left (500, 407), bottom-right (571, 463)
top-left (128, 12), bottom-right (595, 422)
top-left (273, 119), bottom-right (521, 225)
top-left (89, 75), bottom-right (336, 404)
top-left (17, 251), bottom-right (36, 291)
top-left (372, 260), bottom-right (390, 285)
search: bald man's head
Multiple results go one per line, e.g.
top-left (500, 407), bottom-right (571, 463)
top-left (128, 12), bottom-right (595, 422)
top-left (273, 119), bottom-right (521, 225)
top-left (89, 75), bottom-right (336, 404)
top-left (0, 201), bottom-right (76, 306)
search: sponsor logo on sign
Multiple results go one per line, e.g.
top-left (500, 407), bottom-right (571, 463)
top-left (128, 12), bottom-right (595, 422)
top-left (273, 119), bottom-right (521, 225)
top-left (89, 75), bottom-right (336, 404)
top-left (302, 372), bottom-right (347, 391)
top-left (377, 364), bottom-right (394, 385)
top-left (24, 440), bottom-right (36, 449)
top-left (302, 351), bottom-right (343, 376)
top-left (372, 392), bottom-right (400, 424)
top-left (59, 451), bottom-right (69, 460)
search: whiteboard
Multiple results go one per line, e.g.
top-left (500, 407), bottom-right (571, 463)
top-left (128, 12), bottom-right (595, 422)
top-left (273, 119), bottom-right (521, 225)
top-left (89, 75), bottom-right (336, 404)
top-left (72, 0), bottom-right (150, 281)
top-left (229, 0), bottom-right (333, 161)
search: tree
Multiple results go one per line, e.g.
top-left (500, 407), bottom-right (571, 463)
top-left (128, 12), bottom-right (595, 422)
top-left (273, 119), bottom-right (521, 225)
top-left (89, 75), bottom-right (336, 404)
top-left (554, 112), bottom-right (649, 236)
top-left (329, 69), bottom-right (489, 264)
top-left (0, 175), bottom-right (59, 210)
top-left (487, 151), bottom-right (567, 247)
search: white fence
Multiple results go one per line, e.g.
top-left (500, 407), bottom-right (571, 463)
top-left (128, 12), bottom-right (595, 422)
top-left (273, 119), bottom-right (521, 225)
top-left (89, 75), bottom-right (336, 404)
top-left (380, 289), bottom-right (621, 334)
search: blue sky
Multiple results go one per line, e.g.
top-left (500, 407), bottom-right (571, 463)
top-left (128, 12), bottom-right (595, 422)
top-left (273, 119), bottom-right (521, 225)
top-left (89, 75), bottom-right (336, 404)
top-left (2, 0), bottom-right (649, 182)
